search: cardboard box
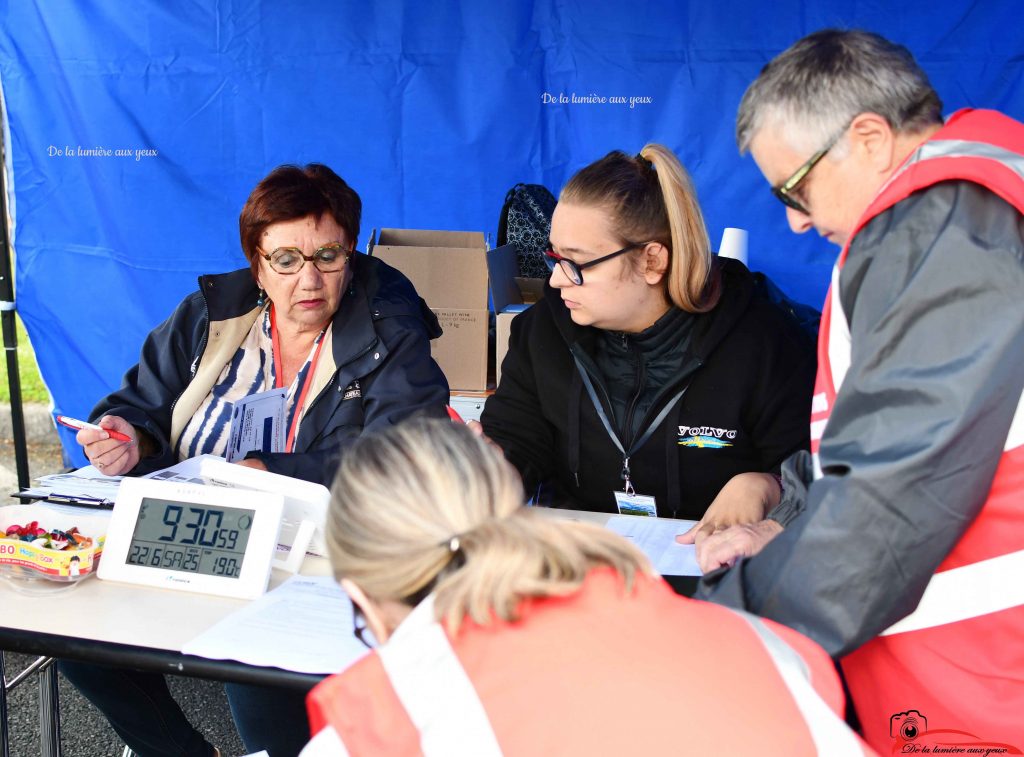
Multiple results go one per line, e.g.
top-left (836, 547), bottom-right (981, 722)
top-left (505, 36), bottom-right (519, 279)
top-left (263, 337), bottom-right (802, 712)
top-left (371, 229), bottom-right (490, 390)
top-left (487, 245), bottom-right (545, 386)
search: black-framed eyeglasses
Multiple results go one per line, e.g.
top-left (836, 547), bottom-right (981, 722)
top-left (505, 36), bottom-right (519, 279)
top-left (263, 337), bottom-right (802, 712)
top-left (544, 243), bottom-right (647, 286)
top-left (352, 606), bottom-right (373, 649)
top-left (771, 125), bottom-right (849, 215)
top-left (260, 242), bottom-right (353, 275)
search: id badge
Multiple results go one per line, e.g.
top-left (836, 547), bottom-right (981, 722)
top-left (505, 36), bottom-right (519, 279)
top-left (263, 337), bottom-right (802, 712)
top-left (226, 387), bottom-right (287, 462)
top-left (613, 491), bottom-right (658, 517)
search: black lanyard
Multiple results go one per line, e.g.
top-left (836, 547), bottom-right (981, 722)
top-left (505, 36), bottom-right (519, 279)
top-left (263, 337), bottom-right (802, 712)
top-left (573, 356), bottom-right (686, 495)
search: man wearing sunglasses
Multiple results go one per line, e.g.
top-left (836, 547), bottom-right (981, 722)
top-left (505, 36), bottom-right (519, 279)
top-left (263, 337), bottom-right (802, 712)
top-left (696, 29), bottom-right (1024, 751)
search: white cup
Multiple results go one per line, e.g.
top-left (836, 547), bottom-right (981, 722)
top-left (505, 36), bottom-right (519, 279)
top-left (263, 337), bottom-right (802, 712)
top-left (718, 227), bottom-right (749, 266)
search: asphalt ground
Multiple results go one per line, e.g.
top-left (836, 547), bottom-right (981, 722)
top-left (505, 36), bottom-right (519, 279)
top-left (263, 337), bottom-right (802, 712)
top-left (1, 410), bottom-right (248, 757)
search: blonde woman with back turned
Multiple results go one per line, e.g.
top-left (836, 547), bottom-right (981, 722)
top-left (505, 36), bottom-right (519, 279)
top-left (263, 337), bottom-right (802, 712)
top-left (299, 418), bottom-right (873, 756)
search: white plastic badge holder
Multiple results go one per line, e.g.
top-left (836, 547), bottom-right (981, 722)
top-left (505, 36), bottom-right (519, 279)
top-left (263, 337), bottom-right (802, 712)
top-left (99, 477), bottom-right (284, 600)
top-left (197, 458), bottom-right (329, 573)
top-left (613, 491), bottom-right (658, 517)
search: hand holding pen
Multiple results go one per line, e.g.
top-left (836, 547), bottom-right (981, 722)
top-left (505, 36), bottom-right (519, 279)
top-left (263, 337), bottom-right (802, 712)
top-left (58, 414), bottom-right (141, 476)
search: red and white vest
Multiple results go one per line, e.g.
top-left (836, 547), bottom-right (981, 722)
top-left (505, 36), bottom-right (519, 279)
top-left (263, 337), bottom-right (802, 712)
top-left (811, 109), bottom-right (1024, 750)
top-left (304, 569), bottom-right (870, 756)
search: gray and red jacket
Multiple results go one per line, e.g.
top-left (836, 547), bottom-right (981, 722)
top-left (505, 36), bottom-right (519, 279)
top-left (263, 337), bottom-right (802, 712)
top-left (703, 109), bottom-right (1024, 750)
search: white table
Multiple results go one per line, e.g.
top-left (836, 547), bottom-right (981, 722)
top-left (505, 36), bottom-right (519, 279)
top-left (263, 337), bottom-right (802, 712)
top-left (0, 552), bottom-right (331, 757)
top-left (0, 505), bottom-right (699, 756)
top-left (0, 555), bottom-right (332, 684)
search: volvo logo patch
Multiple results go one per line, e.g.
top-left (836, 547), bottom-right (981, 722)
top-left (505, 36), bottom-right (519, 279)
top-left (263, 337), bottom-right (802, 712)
top-left (678, 424), bottom-right (736, 448)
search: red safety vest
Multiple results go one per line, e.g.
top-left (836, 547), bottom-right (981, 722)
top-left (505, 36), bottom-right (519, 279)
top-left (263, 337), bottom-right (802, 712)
top-left (811, 109), bottom-right (1024, 751)
top-left (306, 569), bottom-right (871, 756)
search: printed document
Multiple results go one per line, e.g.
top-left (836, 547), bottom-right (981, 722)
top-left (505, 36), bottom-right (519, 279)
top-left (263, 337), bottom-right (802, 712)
top-left (605, 515), bottom-right (702, 576)
top-left (181, 574), bottom-right (369, 674)
top-left (226, 387), bottom-right (287, 463)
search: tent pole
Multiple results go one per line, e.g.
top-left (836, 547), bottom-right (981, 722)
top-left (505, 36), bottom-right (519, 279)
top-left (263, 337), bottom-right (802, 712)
top-left (0, 99), bottom-right (31, 490)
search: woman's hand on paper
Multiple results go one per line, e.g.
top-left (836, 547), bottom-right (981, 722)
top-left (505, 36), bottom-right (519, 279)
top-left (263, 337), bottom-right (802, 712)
top-left (78, 415), bottom-right (140, 477)
top-left (676, 472), bottom-right (782, 546)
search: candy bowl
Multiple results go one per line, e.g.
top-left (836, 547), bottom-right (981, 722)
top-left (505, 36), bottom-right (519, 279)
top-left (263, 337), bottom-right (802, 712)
top-left (0, 504), bottom-right (109, 594)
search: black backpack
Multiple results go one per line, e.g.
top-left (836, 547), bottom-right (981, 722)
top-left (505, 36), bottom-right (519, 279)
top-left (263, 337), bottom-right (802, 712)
top-left (497, 183), bottom-right (557, 278)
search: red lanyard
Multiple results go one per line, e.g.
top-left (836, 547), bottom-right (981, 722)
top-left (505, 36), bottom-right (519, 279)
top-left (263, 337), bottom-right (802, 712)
top-left (270, 306), bottom-right (328, 453)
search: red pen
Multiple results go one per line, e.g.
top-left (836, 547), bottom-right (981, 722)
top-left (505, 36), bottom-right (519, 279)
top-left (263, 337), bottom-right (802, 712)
top-left (56, 415), bottom-right (132, 443)
top-left (446, 405), bottom-right (466, 424)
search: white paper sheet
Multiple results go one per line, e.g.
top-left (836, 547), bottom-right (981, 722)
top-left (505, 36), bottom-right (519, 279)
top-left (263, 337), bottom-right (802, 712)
top-left (181, 574), bottom-right (369, 674)
top-left (22, 466), bottom-right (124, 503)
top-left (18, 456), bottom-right (228, 504)
top-left (605, 515), bottom-right (703, 576)
top-left (142, 454), bottom-right (228, 485)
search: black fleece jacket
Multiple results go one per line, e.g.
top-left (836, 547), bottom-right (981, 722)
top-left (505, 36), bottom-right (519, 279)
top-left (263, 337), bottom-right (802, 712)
top-left (481, 258), bottom-right (816, 520)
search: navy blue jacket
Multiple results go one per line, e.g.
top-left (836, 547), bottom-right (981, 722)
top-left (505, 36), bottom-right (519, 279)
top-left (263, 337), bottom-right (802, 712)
top-left (92, 254), bottom-right (449, 485)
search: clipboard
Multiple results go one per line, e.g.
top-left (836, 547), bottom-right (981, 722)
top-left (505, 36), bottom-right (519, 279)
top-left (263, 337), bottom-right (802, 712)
top-left (11, 491), bottom-right (115, 509)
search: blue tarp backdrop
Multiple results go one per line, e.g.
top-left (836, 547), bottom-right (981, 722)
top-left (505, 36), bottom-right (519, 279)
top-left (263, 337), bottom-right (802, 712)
top-left (1, 1), bottom-right (1022, 465)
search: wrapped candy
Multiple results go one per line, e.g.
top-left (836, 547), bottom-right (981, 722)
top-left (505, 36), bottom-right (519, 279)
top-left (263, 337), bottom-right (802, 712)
top-left (3, 522), bottom-right (93, 550)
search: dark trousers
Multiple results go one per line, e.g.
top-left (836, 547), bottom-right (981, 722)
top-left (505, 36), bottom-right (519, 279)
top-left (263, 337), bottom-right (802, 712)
top-left (59, 660), bottom-right (310, 757)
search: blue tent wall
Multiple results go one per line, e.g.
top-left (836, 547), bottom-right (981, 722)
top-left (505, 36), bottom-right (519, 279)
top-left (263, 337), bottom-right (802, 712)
top-left (1, 1), bottom-right (1021, 465)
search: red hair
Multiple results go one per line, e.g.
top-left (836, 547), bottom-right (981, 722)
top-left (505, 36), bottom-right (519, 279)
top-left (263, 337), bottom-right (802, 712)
top-left (238, 163), bottom-right (362, 281)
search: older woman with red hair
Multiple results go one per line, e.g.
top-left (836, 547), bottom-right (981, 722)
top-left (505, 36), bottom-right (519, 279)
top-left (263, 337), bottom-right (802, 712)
top-left (63, 163), bottom-right (449, 757)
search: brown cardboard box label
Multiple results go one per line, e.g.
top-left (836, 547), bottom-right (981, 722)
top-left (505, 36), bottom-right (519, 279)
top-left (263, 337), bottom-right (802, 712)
top-left (430, 309), bottom-right (489, 390)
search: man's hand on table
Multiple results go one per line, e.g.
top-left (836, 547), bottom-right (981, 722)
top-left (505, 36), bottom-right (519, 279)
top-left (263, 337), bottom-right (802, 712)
top-left (688, 519), bottom-right (784, 574)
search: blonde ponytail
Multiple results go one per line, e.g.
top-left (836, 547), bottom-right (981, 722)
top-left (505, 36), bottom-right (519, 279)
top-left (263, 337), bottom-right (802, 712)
top-left (327, 418), bottom-right (652, 632)
top-left (638, 144), bottom-right (720, 312)
top-left (561, 144), bottom-right (720, 313)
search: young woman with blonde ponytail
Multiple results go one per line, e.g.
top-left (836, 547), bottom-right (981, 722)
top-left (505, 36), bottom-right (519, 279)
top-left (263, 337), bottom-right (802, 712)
top-left (480, 144), bottom-right (816, 538)
top-left (300, 417), bottom-right (868, 756)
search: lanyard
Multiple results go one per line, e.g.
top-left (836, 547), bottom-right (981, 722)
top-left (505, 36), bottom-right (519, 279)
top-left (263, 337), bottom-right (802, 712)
top-left (573, 356), bottom-right (686, 495)
top-left (270, 306), bottom-right (328, 453)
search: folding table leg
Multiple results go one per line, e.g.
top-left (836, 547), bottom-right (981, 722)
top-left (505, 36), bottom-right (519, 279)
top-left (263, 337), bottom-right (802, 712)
top-left (1, 651), bottom-right (10, 757)
top-left (38, 661), bottom-right (61, 757)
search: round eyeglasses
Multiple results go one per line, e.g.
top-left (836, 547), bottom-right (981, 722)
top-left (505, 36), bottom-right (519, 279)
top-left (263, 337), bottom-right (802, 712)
top-left (260, 243), bottom-right (353, 275)
top-left (544, 243), bottom-right (647, 286)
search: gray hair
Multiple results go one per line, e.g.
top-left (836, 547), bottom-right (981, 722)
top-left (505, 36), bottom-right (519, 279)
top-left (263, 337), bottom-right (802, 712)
top-left (736, 29), bottom-right (943, 153)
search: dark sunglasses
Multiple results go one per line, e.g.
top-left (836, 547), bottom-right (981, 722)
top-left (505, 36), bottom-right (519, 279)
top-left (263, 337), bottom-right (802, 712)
top-left (544, 243), bottom-right (647, 285)
top-left (771, 124), bottom-right (849, 215)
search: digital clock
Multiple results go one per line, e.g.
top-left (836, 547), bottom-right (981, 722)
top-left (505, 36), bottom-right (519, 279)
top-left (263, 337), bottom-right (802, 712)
top-left (99, 477), bottom-right (285, 599)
